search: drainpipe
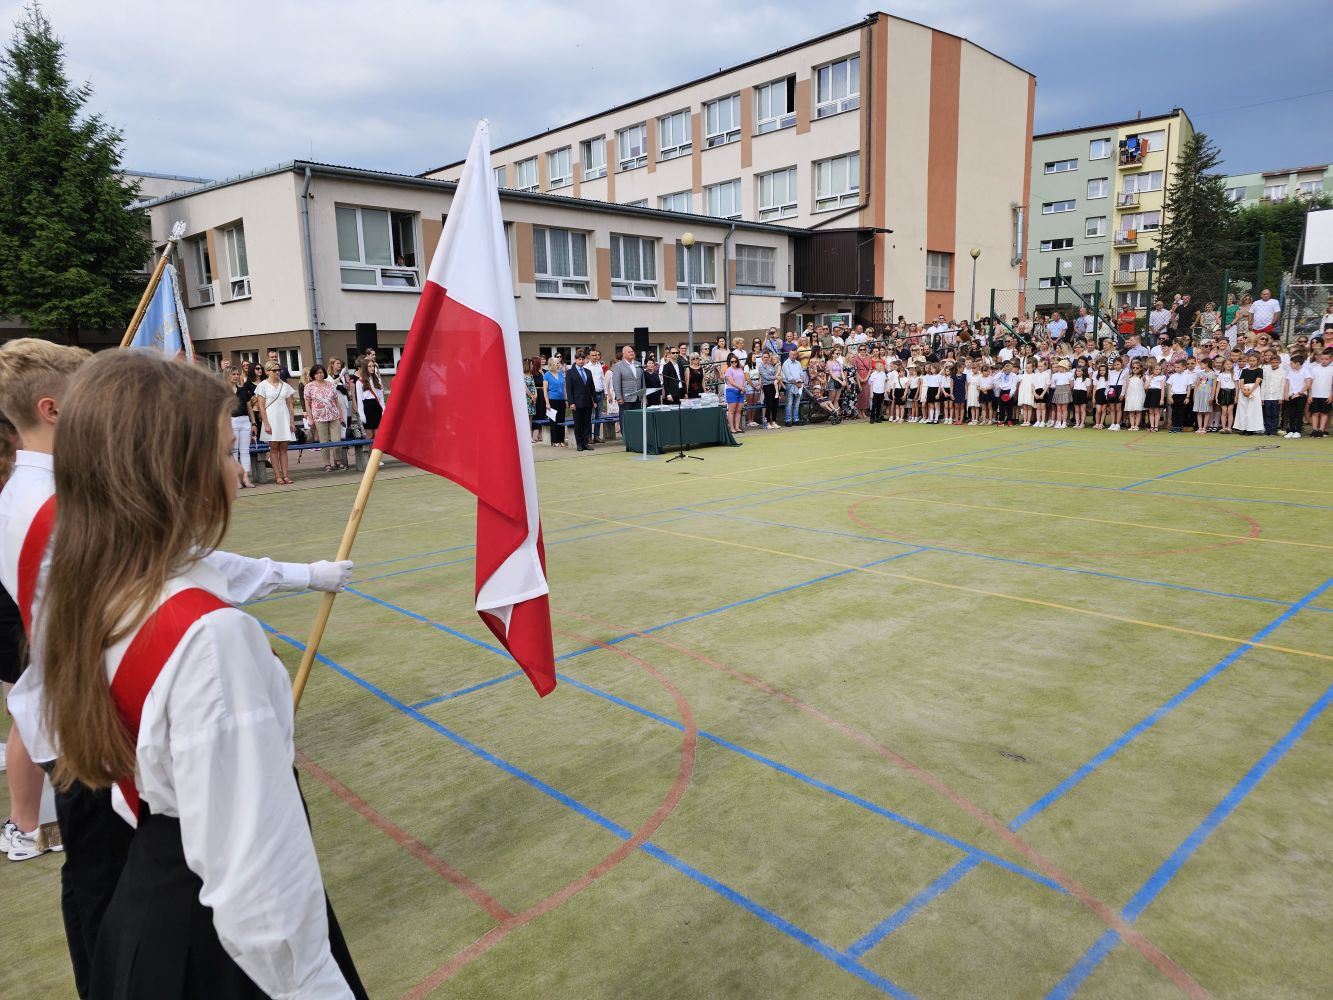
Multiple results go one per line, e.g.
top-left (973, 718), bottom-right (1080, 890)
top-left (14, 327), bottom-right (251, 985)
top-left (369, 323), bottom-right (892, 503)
top-left (722, 221), bottom-right (737, 341)
top-left (300, 166), bottom-right (323, 365)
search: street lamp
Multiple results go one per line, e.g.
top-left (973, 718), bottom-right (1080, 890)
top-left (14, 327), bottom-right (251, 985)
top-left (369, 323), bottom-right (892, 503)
top-left (968, 247), bottom-right (980, 321)
top-left (681, 232), bottom-right (695, 357)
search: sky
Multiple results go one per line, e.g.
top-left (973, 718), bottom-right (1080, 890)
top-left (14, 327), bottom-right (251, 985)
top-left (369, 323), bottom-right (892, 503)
top-left (6, 0), bottom-right (1331, 182)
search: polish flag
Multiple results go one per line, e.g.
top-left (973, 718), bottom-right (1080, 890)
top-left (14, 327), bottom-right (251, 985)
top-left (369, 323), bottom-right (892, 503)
top-left (375, 120), bottom-right (555, 696)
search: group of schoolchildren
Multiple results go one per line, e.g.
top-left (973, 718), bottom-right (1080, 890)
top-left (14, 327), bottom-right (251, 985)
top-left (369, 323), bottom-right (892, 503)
top-left (0, 340), bottom-right (365, 997)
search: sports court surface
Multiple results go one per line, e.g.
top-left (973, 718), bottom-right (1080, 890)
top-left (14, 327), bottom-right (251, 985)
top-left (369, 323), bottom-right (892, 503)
top-left (4, 424), bottom-right (1331, 999)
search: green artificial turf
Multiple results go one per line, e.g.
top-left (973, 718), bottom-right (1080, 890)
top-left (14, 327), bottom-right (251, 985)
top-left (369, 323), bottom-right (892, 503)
top-left (3, 424), bottom-right (1330, 999)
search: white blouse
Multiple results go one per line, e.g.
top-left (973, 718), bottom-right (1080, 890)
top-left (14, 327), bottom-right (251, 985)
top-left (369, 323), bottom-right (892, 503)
top-left (107, 562), bottom-right (352, 998)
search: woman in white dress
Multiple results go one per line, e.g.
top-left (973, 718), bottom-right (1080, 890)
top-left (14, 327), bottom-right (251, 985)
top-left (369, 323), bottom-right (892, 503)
top-left (254, 362), bottom-right (296, 485)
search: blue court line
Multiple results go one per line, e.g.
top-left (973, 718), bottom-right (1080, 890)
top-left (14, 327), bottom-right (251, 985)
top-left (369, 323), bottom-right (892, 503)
top-left (678, 506), bottom-right (1333, 617)
top-left (1045, 679), bottom-right (1333, 1000)
top-left (365, 558), bottom-right (1072, 900)
top-left (1118, 449), bottom-right (1252, 491)
top-left (260, 622), bottom-right (917, 999)
top-left (557, 673), bottom-right (1064, 896)
top-left (843, 576), bottom-right (1333, 960)
top-left (409, 547), bottom-right (929, 707)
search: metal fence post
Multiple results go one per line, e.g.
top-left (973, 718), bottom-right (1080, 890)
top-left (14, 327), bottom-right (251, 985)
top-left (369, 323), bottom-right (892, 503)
top-left (1255, 232), bottom-right (1266, 294)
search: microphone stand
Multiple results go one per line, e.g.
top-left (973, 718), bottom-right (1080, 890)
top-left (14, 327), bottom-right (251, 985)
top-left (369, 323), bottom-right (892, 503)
top-left (667, 366), bottom-right (704, 463)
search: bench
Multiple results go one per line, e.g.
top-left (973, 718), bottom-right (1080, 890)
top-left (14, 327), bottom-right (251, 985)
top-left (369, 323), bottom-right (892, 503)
top-left (249, 438), bottom-right (374, 483)
top-left (532, 414), bottom-right (620, 441)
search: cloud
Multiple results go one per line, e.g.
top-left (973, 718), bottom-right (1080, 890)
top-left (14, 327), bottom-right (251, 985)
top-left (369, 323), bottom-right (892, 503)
top-left (5, 0), bottom-right (1328, 180)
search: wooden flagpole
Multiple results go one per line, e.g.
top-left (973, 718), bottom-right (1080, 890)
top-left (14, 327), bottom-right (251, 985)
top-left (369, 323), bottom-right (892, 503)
top-left (291, 448), bottom-right (384, 711)
top-left (121, 221), bottom-right (187, 349)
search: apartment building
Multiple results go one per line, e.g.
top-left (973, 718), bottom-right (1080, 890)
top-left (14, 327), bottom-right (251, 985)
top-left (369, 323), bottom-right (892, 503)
top-left (1028, 109), bottom-right (1194, 315)
top-left (424, 12), bottom-right (1036, 323)
top-left (1223, 164), bottom-right (1331, 208)
top-left (139, 161), bottom-right (800, 374)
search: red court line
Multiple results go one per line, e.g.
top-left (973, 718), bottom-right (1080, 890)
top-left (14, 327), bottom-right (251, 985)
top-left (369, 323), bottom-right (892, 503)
top-left (556, 608), bottom-right (1212, 1000)
top-left (402, 628), bottom-right (698, 999)
top-left (295, 750), bottom-right (515, 923)
top-left (846, 489), bottom-right (1261, 560)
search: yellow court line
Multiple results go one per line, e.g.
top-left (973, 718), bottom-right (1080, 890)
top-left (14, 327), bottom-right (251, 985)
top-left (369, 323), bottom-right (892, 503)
top-left (545, 429), bottom-right (1001, 503)
top-left (709, 474), bottom-right (1333, 552)
top-left (547, 506), bottom-right (1333, 664)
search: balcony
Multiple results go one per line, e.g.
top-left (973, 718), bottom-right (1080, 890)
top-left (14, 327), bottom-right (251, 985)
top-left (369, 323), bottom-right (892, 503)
top-left (1112, 270), bottom-right (1139, 286)
top-left (1114, 229), bottom-right (1138, 246)
top-left (1117, 191), bottom-right (1140, 208)
top-left (1118, 147), bottom-right (1144, 170)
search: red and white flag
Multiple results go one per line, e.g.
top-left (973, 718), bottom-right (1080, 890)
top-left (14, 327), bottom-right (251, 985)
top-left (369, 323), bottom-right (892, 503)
top-left (375, 120), bottom-right (555, 696)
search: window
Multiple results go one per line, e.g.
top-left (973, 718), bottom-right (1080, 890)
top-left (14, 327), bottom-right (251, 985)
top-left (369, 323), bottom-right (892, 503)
top-left (1122, 170), bottom-right (1163, 193)
top-left (658, 110), bottom-right (691, 160)
top-left (546, 147), bottom-right (572, 189)
top-left (1264, 183), bottom-right (1287, 201)
top-left (658, 190), bottom-right (693, 214)
top-left (616, 124), bottom-right (648, 170)
top-left (201, 351), bottom-right (223, 370)
top-left (1042, 199), bottom-right (1076, 214)
top-left (1298, 179), bottom-right (1324, 196)
top-left (704, 179), bottom-right (741, 220)
top-left (237, 350), bottom-right (259, 365)
top-left (1225, 186), bottom-right (1246, 202)
top-left (1040, 237), bottom-right (1074, 252)
top-left (704, 94), bottom-right (741, 147)
top-left (222, 224), bottom-right (250, 299)
top-left (494, 165), bottom-right (507, 188)
top-left (675, 240), bottom-right (717, 301)
top-left (815, 56), bottom-right (860, 117)
top-left (1120, 210), bottom-right (1161, 233)
top-left (275, 347), bottom-right (302, 376)
top-left (375, 346), bottom-right (406, 374)
top-left (1089, 138), bottom-right (1112, 160)
top-left (1037, 277), bottom-right (1057, 289)
top-left (624, 199), bottom-right (649, 208)
top-left (735, 245), bottom-right (775, 288)
top-left (926, 251), bottom-right (952, 291)
top-left (813, 152), bottom-right (859, 211)
top-left (755, 75), bottom-right (796, 134)
top-left (336, 206), bottom-right (420, 289)
top-left (1084, 254), bottom-right (1104, 275)
top-left (609, 234), bottom-right (657, 299)
top-left (757, 166), bottom-right (797, 220)
top-left (1118, 290), bottom-right (1150, 309)
top-left (514, 157), bottom-right (538, 191)
top-left (580, 137), bottom-right (607, 180)
top-left (1087, 177), bottom-right (1108, 199)
top-left (1045, 158), bottom-right (1078, 174)
top-left (190, 236), bottom-right (213, 306)
top-left (1138, 130), bottom-right (1166, 152)
top-left (532, 227), bottom-right (590, 296)
top-left (1118, 251), bottom-right (1149, 272)
top-left (1085, 216), bottom-right (1107, 238)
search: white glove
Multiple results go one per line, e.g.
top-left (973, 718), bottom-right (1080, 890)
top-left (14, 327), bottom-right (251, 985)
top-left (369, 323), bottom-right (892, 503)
top-left (308, 560), bottom-right (354, 592)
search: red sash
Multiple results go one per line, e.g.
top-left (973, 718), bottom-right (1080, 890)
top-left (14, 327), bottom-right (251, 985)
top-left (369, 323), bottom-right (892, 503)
top-left (17, 495), bottom-right (56, 632)
top-left (109, 588), bottom-right (228, 819)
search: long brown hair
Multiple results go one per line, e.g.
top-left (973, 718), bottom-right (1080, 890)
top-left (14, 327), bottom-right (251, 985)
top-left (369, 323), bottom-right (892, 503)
top-left (43, 351), bottom-right (234, 791)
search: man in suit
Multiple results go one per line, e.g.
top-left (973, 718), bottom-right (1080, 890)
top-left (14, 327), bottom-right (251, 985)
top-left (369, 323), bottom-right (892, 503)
top-left (611, 345), bottom-right (645, 435)
top-left (661, 346), bottom-right (686, 404)
top-left (568, 350), bottom-right (597, 451)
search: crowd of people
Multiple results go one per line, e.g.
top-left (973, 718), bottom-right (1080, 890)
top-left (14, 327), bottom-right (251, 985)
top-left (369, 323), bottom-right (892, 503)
top-left (223, 348), bottom-right (386, 485)
top-left (521, 292), bottom-right (1333, 444)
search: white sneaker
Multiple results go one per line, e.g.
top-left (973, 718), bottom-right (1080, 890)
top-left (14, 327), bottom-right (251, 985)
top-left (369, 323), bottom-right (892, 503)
top-left (1110, 424), bottom-right (1120, 431)
top-left (6, 826), bottom-right (49, 862)
top-left (0, 819), bottom-right (16, 853)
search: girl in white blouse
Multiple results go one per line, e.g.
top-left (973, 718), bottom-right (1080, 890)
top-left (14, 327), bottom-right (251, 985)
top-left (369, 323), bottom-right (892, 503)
top-left (41, 352), bottom-right (363, 999)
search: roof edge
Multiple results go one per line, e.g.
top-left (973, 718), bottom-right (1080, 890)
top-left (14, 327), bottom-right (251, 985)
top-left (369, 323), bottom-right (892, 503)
top-left (1033, 107), bottom-right (1189, 142)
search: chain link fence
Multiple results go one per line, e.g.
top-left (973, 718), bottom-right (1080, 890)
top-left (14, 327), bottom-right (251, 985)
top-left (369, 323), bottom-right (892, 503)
top-left (1283, 283), bottom-right (1333, 343)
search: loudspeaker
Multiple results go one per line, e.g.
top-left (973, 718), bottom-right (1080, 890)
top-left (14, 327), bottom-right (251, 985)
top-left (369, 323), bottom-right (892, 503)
top-left (633, 326), bottom-right (650, 357)
top-left (355, 322), bottom-right (379, 354)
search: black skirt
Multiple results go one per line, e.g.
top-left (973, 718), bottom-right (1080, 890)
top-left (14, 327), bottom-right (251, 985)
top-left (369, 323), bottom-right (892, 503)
top-left (90, 795), bottom-right (366, 1000)
top-left (1145, 388), bottom-right (1162, 408)
top-left (1094, 388), bottom-right (1108, 405)
top-left (1071, 389), bottom-right (1089, 406)
top-left (0, 586), bottom-right (21, 684)
top-left (361, 397), bottom-right (383, 431)
top-left (1217, 388), bottom-right (1236, 406)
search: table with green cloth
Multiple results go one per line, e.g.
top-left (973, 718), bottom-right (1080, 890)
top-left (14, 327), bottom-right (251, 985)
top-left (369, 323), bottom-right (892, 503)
top-left (621, 405), bottom-right (739, 455)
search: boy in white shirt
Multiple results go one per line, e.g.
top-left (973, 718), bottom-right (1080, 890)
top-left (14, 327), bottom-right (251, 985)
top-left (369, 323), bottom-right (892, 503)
top-left (867, 361), bottom-right (888, 423)
top-left (1282, 355), bottom-right (1311, 438)
top-left (1308, 349), bottom-right (1332, 438)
